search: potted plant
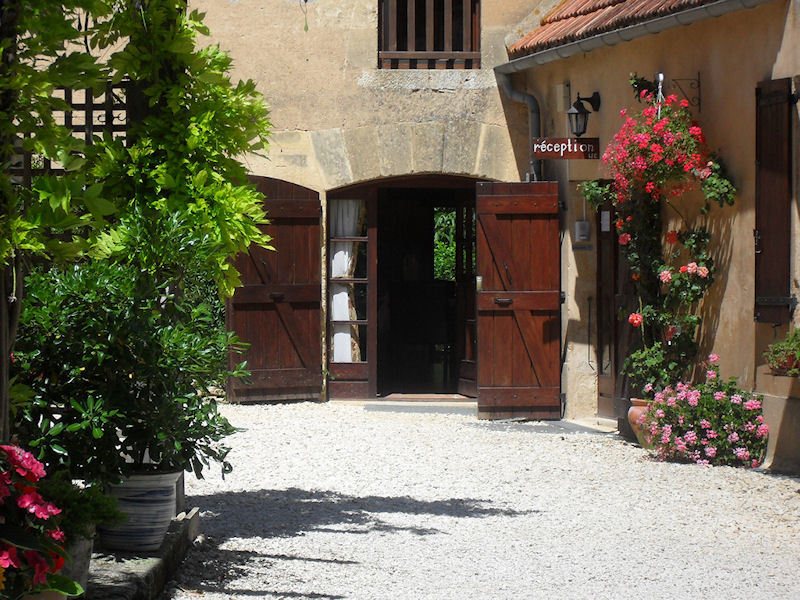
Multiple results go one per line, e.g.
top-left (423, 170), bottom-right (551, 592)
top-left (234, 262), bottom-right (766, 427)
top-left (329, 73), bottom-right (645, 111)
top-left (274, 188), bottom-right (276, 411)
top-left (12, 262), bottom-right (244, 551)
top-left (636, 355), bottom-right (769, 467)
top-left (35, 472), bottom-right (123, 591)
top-left (764, 329), bottom-right (800, 376)
top-left (0, 445), bottom-right (83, 599)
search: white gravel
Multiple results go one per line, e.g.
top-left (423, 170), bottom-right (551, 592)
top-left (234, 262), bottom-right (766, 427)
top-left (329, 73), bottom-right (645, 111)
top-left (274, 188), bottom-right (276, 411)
top-left (161, 402), bottom-right (800, 600)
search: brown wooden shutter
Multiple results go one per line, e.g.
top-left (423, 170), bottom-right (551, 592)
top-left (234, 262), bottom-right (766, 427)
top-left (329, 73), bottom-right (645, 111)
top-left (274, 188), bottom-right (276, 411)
top-left (755, 78), bottom-right (795, 324)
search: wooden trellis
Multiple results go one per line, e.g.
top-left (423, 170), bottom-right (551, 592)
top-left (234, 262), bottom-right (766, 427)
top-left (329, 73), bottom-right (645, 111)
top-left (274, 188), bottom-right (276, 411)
top-left (8, 80), bottom-right (129, 187)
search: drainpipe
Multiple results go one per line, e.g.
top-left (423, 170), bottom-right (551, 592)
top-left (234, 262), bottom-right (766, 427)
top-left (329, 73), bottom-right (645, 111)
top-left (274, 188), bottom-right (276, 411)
top-left (495, 70), bottom-right (542, 182)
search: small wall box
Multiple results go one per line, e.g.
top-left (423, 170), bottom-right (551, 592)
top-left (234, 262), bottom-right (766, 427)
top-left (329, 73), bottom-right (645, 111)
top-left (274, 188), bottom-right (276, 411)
top-left (574, 220), bottom-right (590, 242)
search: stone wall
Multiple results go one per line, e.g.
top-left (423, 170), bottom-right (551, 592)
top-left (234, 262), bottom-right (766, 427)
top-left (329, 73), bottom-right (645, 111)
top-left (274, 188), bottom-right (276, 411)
top-left (193, 0), bottom-right (540, 189)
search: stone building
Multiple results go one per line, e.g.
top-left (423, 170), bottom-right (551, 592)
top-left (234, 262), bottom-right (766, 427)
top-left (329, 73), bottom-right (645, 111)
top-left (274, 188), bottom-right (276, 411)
top-left (198, 0), bottom-right (800, 467)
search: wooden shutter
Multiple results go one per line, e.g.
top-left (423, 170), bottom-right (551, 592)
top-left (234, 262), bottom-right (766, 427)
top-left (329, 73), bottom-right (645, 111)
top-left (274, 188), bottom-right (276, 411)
top-left (476, 182), bottom-right (561, 419)
top-left (227, 177), bottom-right (322, 402)
top-left (755, 78), bottom-right (795, 324)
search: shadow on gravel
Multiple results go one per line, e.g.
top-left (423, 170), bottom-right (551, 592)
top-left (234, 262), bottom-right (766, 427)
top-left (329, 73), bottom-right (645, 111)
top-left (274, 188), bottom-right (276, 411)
top-left (168, 489), bottom-right (535, 598)
top-left (165, 545), bottom-right (349, 599)
top-left (190, 487), bottom-right (537, 542)
top-left (465, 420), bottom-right (620, 436)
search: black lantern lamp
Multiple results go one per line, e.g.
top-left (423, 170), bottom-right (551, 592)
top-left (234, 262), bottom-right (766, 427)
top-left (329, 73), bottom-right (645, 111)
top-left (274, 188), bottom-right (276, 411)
top-left (567, 91), bottom-right (601, 137)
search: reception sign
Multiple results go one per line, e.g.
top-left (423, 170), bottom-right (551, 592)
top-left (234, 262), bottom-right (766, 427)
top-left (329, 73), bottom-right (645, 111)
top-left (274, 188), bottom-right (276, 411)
top-left (532, 137), bottom-right (600, 160)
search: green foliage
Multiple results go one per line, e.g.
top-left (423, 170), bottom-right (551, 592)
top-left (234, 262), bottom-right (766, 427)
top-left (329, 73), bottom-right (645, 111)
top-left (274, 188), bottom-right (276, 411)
top-left (763, 328), bottom-right (800, 376)
top-left (37, 471), bottom-right (125, 541)
top-left (433, 208), bottom-right (456, 281)
top-left (0, 1), bottom-right (111, 269)
top-left (629, 72), bottom-right (658, 101)
top-left (12, 263), bottom-right (244, 483)
top-left (576, 180), bottom-right (611, 212)
top-left (700, 158), bottom-right (737, 213)
top-left (87, 0), bottom-right (273, 297)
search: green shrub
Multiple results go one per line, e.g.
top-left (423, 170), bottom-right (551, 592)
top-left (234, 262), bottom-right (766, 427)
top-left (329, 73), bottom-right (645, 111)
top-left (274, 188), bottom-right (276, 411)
top-left (12, 261), bottom-right (244, 484)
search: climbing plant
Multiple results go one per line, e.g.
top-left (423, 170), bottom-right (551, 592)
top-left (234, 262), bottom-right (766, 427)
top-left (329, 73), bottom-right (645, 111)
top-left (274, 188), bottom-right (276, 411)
top-left (580, 76), bottom-right (736, 393)
top-left (88, 0), bottom-right (273, 296)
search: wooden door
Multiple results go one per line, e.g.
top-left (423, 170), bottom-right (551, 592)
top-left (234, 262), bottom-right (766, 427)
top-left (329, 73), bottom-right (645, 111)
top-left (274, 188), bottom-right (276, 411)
top-left (227, 177), bottom-right (322, 402)
top-left (596, 202), bottom-right (637, 428)
top-left (476, 182), bottom-right (561, 419)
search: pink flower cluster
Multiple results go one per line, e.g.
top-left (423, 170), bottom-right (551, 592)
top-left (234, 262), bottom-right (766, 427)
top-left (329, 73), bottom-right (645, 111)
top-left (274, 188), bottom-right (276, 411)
top-left (628, 312), bottom-right (643, 327)
top-left (0, 445), bottom-right (66, 592)
top-left (677, 262), bottom-right (709, 278)
top-left (639, 356), bottom-right (769, 468)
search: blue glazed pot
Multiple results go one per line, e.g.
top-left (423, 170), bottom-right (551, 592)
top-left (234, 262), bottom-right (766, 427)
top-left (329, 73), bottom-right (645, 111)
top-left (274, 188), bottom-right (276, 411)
top-left (98, 471), bottom-right (182, 552)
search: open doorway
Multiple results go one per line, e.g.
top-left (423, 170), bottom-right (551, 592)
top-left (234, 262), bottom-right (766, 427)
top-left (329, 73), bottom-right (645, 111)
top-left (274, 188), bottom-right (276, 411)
top-left (326, 175), bottom-right (477, 400)
top-left (377, 186), bottom-right (474, 395)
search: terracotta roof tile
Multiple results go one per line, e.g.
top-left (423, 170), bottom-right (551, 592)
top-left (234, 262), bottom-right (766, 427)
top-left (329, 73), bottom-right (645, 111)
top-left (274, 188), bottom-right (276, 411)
top-left (510, 0), bottom-right (718, 57)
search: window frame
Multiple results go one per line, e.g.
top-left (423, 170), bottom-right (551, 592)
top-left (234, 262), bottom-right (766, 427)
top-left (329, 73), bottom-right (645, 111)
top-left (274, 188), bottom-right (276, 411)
top-left (378, 0), bottom-right (481, 69)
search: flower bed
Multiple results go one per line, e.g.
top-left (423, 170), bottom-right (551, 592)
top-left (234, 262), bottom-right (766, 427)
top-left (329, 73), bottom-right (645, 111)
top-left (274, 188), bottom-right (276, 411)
top-left (638, 356), bottom-right (769, 467)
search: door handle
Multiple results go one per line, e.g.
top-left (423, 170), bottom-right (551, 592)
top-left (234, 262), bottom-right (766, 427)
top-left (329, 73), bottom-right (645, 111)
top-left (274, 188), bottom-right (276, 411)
top-left (269, 292), bottom-right (285, 302)
top-left (494, 298), bottom-right (513, 306)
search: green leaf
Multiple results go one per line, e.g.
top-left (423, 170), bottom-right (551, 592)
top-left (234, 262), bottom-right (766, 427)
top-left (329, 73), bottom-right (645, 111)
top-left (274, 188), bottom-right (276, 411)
top-left (51, 444), bottom-right (68, 456)
top-left (42, 572), bottom-right (84, 596)
top-left (85, 194), bottom-right (117, 217)
top-left (63, 155), bottom-right (86, 172)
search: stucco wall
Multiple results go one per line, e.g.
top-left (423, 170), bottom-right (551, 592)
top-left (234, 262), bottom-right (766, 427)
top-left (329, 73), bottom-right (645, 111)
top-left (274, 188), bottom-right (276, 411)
top-left (193, 0), bottom-right (538, 189)
top-left (521, 0), bottom-right (799, 417)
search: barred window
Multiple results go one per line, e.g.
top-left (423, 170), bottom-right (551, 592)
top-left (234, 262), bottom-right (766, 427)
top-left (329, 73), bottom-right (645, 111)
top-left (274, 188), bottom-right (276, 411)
top-left (379, 0), bottom-right (480, 69)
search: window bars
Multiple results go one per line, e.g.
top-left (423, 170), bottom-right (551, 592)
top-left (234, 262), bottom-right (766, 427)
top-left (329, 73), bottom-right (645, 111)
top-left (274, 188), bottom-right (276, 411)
top-left (379, 0), bottom-right (480, 69)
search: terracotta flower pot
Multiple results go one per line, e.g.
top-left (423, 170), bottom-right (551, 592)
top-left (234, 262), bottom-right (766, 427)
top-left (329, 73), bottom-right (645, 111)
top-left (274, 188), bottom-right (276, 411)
top-left (627, 398), bottom-right (652, 449)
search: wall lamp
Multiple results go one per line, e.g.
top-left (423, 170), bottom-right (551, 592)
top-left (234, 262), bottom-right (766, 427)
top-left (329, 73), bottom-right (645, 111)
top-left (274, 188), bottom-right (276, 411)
top-left (567, 91), bottom-right (601, 137)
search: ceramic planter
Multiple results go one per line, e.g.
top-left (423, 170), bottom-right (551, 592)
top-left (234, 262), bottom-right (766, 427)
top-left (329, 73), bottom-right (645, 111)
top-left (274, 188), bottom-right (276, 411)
top-left (98, 471), bottom-right (181, 552)
top-left (62, 528), bottom-right (94, 594)
top-left (627, 398), bottom-right (652, 449)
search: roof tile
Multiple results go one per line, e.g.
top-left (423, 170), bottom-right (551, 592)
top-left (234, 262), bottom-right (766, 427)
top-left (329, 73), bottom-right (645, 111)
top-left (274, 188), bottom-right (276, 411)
top-left (510, 0), bottom-right (718, 57)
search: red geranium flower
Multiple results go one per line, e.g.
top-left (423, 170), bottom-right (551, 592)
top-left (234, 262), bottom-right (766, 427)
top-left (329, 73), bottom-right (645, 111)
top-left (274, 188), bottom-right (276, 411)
top-left (628, 313), bottom-right (643, 327)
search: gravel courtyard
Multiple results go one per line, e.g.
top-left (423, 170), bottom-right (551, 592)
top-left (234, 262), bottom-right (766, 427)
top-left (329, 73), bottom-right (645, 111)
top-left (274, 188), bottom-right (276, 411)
top-left (161, 402), bottom-right (800, 600)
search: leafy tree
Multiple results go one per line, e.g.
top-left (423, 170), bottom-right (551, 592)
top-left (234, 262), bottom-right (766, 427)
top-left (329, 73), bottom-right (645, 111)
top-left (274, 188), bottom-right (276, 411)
top-left (433, 208), bottom-right (456, 281)
top-left (1, 0), bottom-right (109, 441)
top-left (3, 1), bottom-right (273, 445)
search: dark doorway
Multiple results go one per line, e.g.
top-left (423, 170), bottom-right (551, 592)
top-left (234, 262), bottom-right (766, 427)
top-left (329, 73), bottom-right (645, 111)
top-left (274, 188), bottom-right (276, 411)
top-left (377, 186), bottom-right (474, 394)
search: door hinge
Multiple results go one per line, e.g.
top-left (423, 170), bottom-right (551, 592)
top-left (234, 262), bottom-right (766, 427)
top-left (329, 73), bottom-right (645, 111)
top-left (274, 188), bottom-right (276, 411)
top-left (753, 228), bottom-right (761, 254)
top-left (560, 291), bottom-right (566, 304)
top-left (756, 295), bottom-right (797, 310)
